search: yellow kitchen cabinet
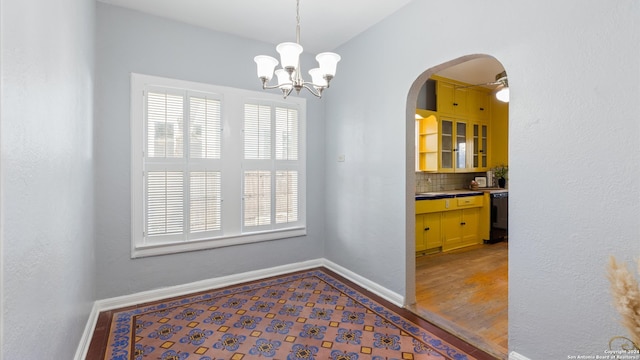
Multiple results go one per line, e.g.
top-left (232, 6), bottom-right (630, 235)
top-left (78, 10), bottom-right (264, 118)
top-left (415, 212), bottom-right (442, 253)
top-left (437, 80), bottom-right (469, 117)
top-left (416, 195), bottom-right (483, 255)
top-left (440, 118), bottom-right (470, 172)
top-left (479, 193), bottom-right (491, 241)
top-left (442, 207), bottom-right (481, 252)
top-left (415, 110), bottom-right (438, 172)
top-left (468, 88), bottom-right (490, 122)
top-left (471, 122), bottom-right (489, 171)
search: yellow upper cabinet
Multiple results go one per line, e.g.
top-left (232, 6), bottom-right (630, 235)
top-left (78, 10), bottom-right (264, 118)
top-left (469, 89), bottom-right (490, 122)
top-left (437, 81), bottom-right (469, 117)
top-left (415, 76), bottom-right (502, 173)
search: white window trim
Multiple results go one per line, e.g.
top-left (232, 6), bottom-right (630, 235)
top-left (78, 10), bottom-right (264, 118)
top-left (131, 73), bottom-right (306, 258)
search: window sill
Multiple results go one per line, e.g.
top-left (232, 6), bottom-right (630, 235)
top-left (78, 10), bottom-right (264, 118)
top-left (132, 227), bottom-right (306, 258)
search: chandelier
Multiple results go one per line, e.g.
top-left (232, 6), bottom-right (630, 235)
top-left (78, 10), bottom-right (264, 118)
top-left (253, 0), bottom-right (341, 99)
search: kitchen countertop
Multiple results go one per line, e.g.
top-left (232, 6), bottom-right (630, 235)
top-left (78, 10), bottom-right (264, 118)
top-left (415, 188), bottom-right (507, 200)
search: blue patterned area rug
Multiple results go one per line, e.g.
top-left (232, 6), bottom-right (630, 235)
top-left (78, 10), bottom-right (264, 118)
top-left (104, 269), bottom-right (476, 359)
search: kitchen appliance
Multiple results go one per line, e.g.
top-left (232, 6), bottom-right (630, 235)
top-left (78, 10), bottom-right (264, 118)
top-left (486, 191), bottom-right (508, 243)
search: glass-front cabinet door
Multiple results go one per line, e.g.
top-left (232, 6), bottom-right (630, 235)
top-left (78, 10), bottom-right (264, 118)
top-left (456, 122), bottom-right (467, 170)
top-left (440, 120), bottom-right (453, 170)
top-left (472, 123), bottom-right (488, 170)
top-left (440, 119), bottom-right (471, 172)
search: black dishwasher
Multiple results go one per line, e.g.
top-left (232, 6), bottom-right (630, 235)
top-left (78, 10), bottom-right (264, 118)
top-left (487, 191), bottom-right (508, 243)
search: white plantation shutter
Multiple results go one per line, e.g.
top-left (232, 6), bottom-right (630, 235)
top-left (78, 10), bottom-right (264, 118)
top-left (190, 172), bottom-right (221, 232)
top-left (147, 92), bottom-right (184, 158)
top-left (243, 171), bottom-right (272, 227)
top-left (146, 171), bottom-right (184, 236)
top-left (132, 74), bottom-right (305, 257)
top-left (243, 101), bottom-right (301, 230)
top-left (275, 107), bottom-right (298, 160)
top-left (190, 96), bottom-right (221, 159)
top-left (276, 171), bottom-right (298, 223)
top-left (142, 88), bottom-right (224, 243)
top-left (244, 104), bottom-right (271, 160)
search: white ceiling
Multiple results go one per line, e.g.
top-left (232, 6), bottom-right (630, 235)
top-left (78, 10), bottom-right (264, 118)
top-left (97, 0), bottom-right (505, 84)
top-left (98, 0), bottom-right (414, 54)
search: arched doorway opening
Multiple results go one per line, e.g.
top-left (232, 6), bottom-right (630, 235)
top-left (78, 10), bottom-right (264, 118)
top-left (405, 54), bottom-right (509, 359)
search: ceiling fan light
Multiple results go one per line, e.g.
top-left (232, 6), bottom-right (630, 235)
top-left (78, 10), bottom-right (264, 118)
top-left (254, 55), bottom-right (279, 80)
top-left (496, 87), bottom-right (510, 103)
top-left (276, 42), bottom-right (303, 71)
top-left (316, 52), bottom-right (341, 77)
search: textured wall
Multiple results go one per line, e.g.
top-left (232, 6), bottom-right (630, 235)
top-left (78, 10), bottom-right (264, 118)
top-left (0, 0), bottom-right (96, 358)
top-left (324, 0), bottom-right (640, 358)
top-left (94, 4), bottom-right (326, 299)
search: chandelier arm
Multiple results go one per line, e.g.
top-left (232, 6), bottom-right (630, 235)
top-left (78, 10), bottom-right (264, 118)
top-left (301, 84), bottom-right (323, 98)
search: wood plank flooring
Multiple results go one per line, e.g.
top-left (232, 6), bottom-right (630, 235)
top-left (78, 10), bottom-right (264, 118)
top-left (410, 242), bottom-right (508, 359)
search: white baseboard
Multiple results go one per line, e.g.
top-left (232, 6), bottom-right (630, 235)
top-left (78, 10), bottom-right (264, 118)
top-left (321, 259), bottom-right (405, 307)
top-left (509, 351), bottom-right (532, 360)
top-left (73, 302), bottom-right (101, 360)
top-left (74, 258), bottom-right (404, 360)
top-left (95, 259), bottom-right (323, 312)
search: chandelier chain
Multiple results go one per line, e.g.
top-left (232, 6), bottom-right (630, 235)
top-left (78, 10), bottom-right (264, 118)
top-left (295, 0), bottom-right (301, 44)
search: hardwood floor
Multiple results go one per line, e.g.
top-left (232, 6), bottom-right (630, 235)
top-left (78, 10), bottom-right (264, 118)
top-left (410, 241), bottom-right (508, 359)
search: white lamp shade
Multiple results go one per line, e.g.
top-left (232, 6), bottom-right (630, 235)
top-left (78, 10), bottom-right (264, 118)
top-left (254, 55), bottom-right (279, 80)
top-left (308, 68), bottom-right (328, 87)
top-left (276, 42), bottom-right (303, 69)
top-left (275, 69), bottom-right (293, 90)
top-left (496, 87), bottom-right (510, 103)
top-left (316, 52), bottom-right (341, 77)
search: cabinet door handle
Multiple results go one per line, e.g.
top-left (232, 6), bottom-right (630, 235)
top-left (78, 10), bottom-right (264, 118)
top-left (424, 227), bottom-right (430, 231)
top-left (453, 102), bottom-right (458, 106)
top-left (479, 107), bottom-right (485, 111)
top-left (460, 222), bottom-right (466, 226)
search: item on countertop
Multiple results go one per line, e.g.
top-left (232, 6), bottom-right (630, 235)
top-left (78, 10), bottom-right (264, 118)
top-left (469, 180), bottom-right (479, 190)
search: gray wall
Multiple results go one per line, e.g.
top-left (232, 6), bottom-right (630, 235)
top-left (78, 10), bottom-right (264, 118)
top-left (94, 3), bottom-right (326, 299)
top-left (325, 0), bottom-right (640, 358)
top-left (0, 0), bottom-right (96, 358)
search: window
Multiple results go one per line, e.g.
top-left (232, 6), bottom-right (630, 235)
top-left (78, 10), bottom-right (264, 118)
top-left (131, 74), bottom-right (306, 257)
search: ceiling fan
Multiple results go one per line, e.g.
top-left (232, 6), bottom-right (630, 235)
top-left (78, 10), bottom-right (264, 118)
top-left (456, 71), bottom-right (509, 103)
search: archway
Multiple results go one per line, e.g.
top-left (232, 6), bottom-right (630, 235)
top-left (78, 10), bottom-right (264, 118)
top-left (405, 54), bottom-right (509, 358)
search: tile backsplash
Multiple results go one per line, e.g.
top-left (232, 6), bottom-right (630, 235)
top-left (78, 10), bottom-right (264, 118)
top-left (415, 172), bottom-right (492, 193)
